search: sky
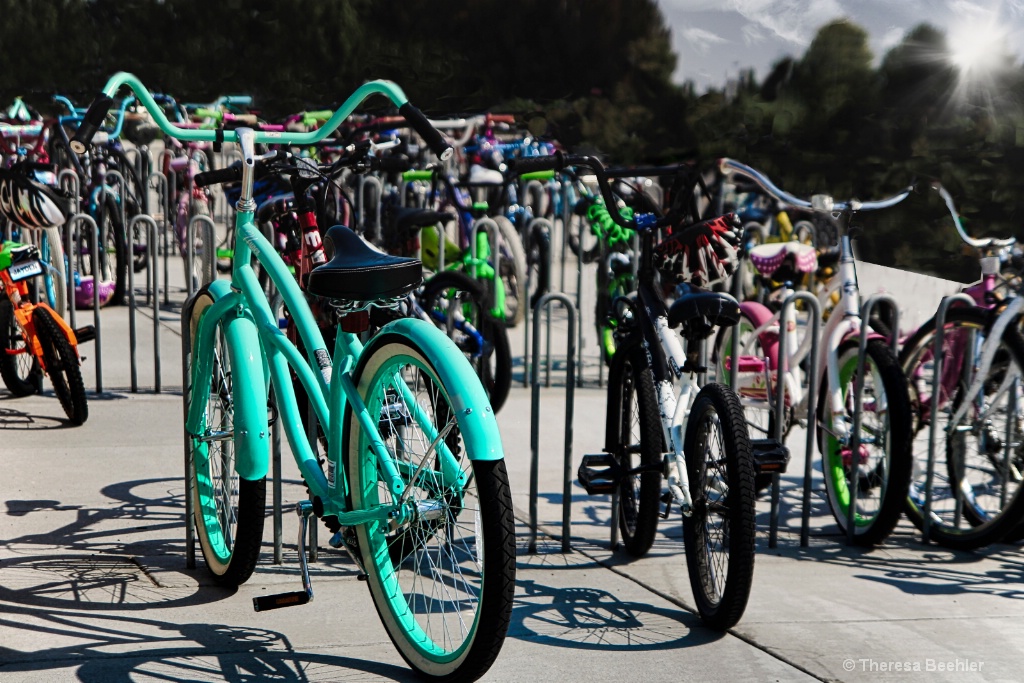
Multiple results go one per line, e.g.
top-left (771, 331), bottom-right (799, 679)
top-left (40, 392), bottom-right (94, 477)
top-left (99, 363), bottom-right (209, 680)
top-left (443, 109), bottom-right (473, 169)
top-left (659, 0), bottom-right (1024, 92)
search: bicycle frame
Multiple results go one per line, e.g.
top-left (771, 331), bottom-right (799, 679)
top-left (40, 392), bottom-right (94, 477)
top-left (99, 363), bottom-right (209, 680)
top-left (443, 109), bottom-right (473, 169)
top-left (59, 74), bottom-right (504, 541)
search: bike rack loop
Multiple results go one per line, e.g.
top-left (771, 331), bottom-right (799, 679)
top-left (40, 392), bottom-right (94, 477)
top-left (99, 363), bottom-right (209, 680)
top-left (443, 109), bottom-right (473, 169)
top-left (268, 290), bottom-right (286, 564)
top-left (58, 170), bottom-right (81, 319)
top-left (847, 293), bottom-right (901, 545)
top-left (127, 214), bottom-right (162, 393)
top-left (145, 169), bottom-right (168, 305)
top-left (164, 170), bottom-right (176, 304)
top-left (522, 216), bottom-right (556, 388)
top-left (65, 213), bottom-right (104, 393)
top-left (180, 294), bottom-right (196, 569)
top-left (185, 214), bottom-right (218, 300)
top-left (921, 293), bottom-right (977, 545)
top-left (528, 293), bottom-right (578, 554)
top-left (357, 175), bottom-right (384, 239)
top-left (767, 292), bottom-right (822, 548)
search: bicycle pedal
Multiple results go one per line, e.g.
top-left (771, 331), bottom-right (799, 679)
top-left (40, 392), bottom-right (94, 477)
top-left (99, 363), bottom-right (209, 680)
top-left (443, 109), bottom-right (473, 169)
top-left (254, 501), bottom-right (315, 613)
top-left (253, 590), bottom-right (310, 612)
top-left (751, 438), bottom-right (790, 476)
top-left (74, 325), bottom-right (96, 344)
top-left (660, 491), bottom-right (672, 519)
top-left (577, 453), bottom-right (620, 495)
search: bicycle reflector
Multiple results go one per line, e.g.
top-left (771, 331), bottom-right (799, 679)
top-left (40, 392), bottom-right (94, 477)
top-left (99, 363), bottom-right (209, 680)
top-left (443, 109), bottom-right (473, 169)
top-left (0, 165), bottom-right (71, 229)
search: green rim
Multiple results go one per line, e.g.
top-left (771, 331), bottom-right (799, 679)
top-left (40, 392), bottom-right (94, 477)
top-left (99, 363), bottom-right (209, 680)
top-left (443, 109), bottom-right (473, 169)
top-left (353, 350), bottom-right (483, 665)
top-left (824, 348), bottom-right (886, 527)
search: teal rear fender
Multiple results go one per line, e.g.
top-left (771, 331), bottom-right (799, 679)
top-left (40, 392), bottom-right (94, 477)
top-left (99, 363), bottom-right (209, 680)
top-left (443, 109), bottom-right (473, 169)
top-left (189, 280), bottom-right (270, 481)
top-left (370, 317), bottom-right (505, 461)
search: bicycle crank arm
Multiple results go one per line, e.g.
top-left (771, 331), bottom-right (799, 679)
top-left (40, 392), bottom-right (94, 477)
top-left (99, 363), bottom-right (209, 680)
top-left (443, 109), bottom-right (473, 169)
top-left (253, 501), bottom-right (314, 612)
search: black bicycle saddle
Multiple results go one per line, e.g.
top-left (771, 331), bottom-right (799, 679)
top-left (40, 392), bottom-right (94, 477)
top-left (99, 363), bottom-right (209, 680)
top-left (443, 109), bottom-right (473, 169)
top-left (667, 284), bottom-right (741, 340)
top-left (307, 225), bottom-right (422, 301)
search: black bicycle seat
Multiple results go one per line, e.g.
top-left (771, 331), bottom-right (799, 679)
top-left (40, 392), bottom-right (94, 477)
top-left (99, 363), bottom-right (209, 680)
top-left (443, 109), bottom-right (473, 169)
top-left (667, 285), bottom-right (741, 340)
top-left (307, 225), bottom-right (422, 301)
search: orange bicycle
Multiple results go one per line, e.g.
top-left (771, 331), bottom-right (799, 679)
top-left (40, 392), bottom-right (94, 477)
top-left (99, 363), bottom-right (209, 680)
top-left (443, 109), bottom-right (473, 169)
top-left (0, 162), bottom-right (91, 425)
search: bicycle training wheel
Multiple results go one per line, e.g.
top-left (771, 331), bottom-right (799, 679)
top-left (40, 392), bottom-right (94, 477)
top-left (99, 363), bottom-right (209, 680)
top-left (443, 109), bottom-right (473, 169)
top-left (185, 287), bottom-right (266, 585)
top-left (900, 307), bottom-right (1024, 549)
top-left (32, 306), bottom-right (88, 425)
top-left (682, 382), bottom-right (756, 630)
top-left (607, 343), bottom-right (663, 557)
top-left (818, 339), bottom-right (912, 546)
top-left (345, 329), bottom-right (515, 681)
top-left (419, 270), bottom-right (512, 413)
top-left (0, 298), bottom-right (40, 396)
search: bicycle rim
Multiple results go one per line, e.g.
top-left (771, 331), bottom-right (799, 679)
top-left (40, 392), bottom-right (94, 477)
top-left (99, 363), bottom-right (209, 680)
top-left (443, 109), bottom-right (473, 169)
top-left (346, 334), bottom-right (514, 680)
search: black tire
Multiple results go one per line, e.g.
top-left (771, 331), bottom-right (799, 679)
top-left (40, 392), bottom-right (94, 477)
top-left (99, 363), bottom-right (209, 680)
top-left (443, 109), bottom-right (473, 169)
top-left (527, 221), bottom-right (551, 310)
top-left (344, 331), bottom-right (515, 681)
top-left (0, 298), bottom-right (40, 396)
top-left (607, 342), bottom-right (663, 557)
top-left (420, 271), bottom-right (513, 413)
top-left (33, 306), bottom-right (88, 425)
top-left (818, 339), bottom-right (912, 546)
top-left (185, 287), bottom-right (267, 585)
top-left (900, 307), bottom-right (1024, 549)
top-left (682, 383), bottom-right (756, 630)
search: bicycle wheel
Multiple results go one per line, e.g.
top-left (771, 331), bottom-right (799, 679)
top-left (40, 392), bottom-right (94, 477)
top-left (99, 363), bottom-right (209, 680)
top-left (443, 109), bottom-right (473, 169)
top-left (494, 215), bottom-right (527, 327)
top-left (818, 338), bottom-right (912, 546)
top-left (419, 271), bottom-right (512, 413)
top-left (0, 298), bottom-right (40, 396)
top-left (607, 342), bottom-right (663, 557)
top-left (682, 382), bottom-right (756, 630)
top-left (900, 307), bottom-right (1024, 548)
top-left (345, 329), bottom-right (515, 681)
top-left (185, 287), bottom-right (266, 585)
top-left (32, 306), bottom-right (87, 425)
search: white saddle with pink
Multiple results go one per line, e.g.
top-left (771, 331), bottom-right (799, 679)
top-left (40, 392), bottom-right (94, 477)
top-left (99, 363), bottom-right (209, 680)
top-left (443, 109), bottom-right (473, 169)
top-left (748, 242), bottom-right (817, 278)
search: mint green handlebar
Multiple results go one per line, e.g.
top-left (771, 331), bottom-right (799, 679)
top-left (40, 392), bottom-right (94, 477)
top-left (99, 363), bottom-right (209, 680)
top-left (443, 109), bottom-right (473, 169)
top-left (97, 71), bottom-right (411, 146)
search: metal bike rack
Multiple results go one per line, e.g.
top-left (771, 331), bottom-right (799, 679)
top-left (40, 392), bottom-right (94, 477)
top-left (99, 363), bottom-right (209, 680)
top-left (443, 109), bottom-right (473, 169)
top-left (164, 170), bottom-right (176, 304)
top-left (65, 213), bottom-right (104, 393)
top-left (146, 172), bottom-right (170, 306)
top-left (522, 216), bottom-right (555, 388)
top-left (921, 293), bottom-right (976, 545)
top-left (58, 170), bottom-right (81, 318)
top-left (185, 214), bottom-right (217, 299)
top-left (769, 292), bottom-right (822, 548)
top-left (181, 295), bottom-right (196, 569)
top-left (357, 175), bottom-right (383, 239)
top-left (528, 293), bottom-right (578, 554)
top-left (268, 290), bottom-right (286, 564)
top-left (847, 293), bottom-right (901, 545)
top-left (127, 215), bottom-right (162, 393)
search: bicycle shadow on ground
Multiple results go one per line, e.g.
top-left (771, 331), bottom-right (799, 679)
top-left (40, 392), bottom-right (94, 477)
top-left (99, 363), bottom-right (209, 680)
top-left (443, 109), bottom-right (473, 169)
top-left (0, 402), bottom-right (78, 429)
top-left (0, 604), bottom-right (416, 682)
top-left (507, 576), bottom-right (723, 651)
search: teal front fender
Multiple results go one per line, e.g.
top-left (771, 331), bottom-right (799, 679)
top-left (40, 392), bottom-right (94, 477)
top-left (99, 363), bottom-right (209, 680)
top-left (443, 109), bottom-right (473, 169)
top-left (376, 317), bottom-right (505, 461)
top-left (188, 280), bottom-right (270, 481)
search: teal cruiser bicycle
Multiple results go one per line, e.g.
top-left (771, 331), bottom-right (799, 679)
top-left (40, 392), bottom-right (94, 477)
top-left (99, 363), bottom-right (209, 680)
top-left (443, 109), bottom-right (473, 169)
top-left (72, 73), bottom-right (515, 682)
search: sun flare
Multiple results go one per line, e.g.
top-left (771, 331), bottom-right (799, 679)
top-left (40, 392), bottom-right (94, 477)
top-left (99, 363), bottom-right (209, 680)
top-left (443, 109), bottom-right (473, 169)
top-left (949, 20), bottom-right (1007, 75)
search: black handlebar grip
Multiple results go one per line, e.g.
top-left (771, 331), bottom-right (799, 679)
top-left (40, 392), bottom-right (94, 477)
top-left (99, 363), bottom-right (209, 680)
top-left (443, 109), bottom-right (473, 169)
top-left (69, 94), bottom-right (115, 154)
top-left (194, 161), bottom-right (243, 188)
top-left (376, 156), bottom-right (412, 173)
top-left (399, 103), bottom-right (453, 161)
top-left (507, 151), bottom-right (565, 174)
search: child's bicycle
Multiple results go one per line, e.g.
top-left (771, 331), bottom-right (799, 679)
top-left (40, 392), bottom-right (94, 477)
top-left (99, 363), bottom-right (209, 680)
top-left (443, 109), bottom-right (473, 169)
top-left (514, 152), bottom-right (758, 630)
top-left (0, 162), bottom-right (92, 425)
top-left (712, 158), bottom-right (915, 547)
top-left (71, 73), bottom-right (515, 682)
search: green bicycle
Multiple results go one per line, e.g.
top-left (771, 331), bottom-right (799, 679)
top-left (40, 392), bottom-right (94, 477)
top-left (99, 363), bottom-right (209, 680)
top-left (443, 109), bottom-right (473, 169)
top-left (72, 73), bottom-right (515, 682)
